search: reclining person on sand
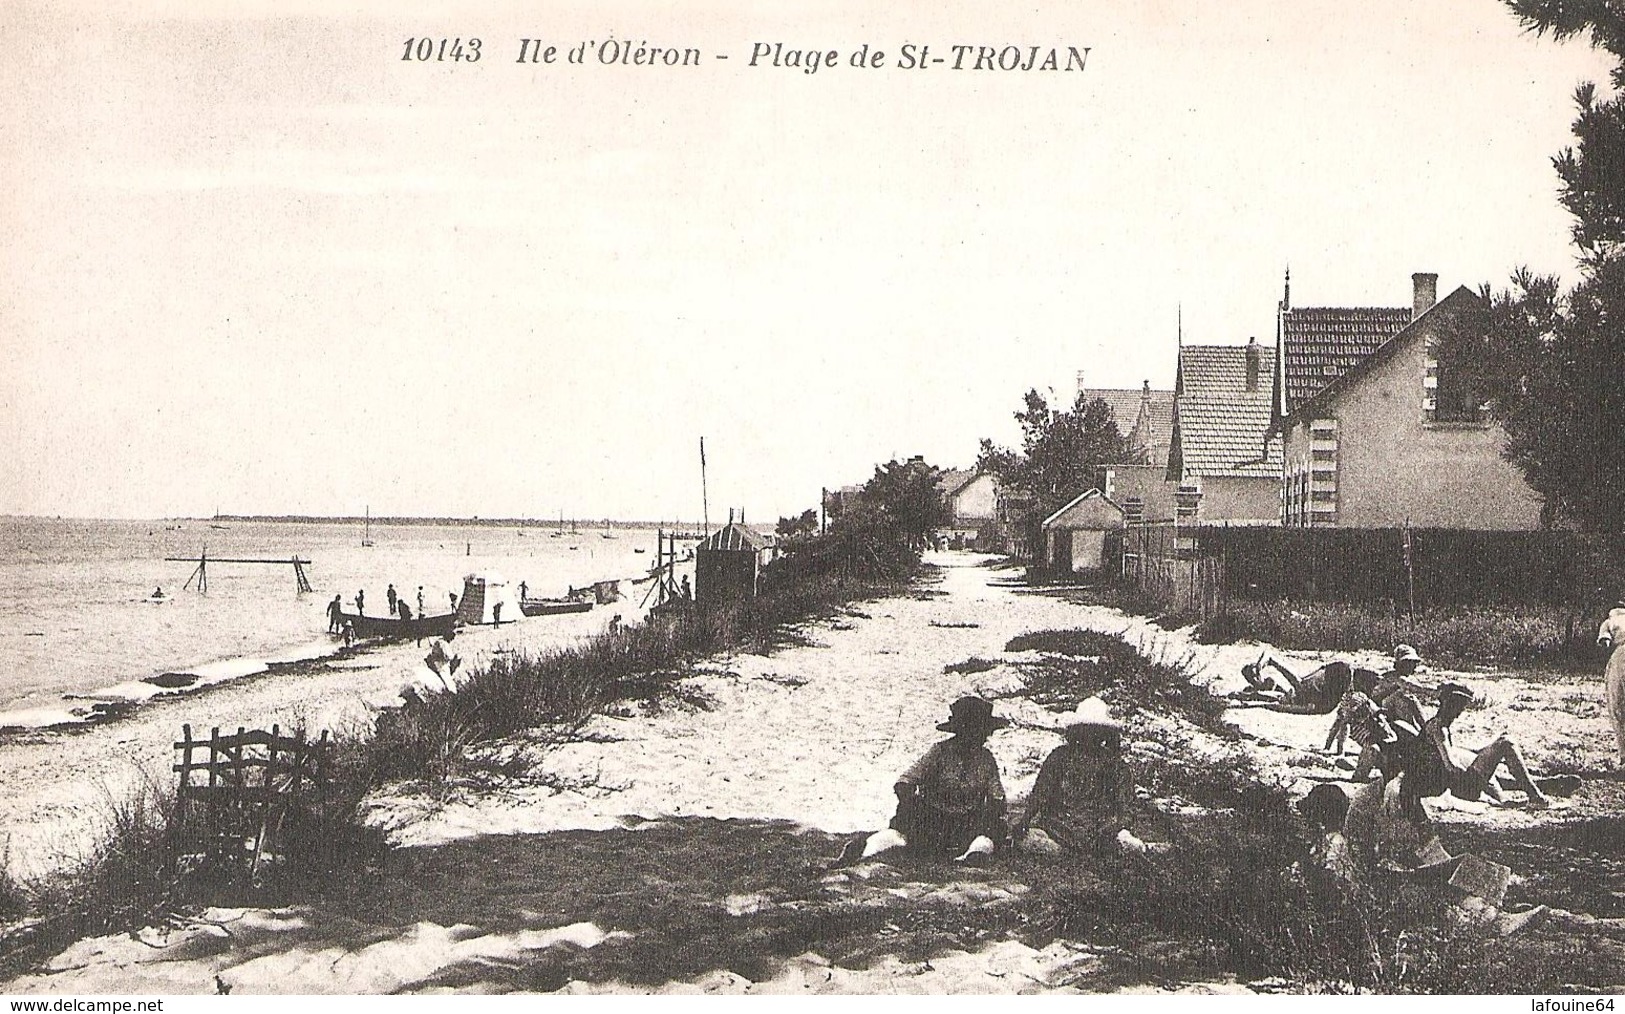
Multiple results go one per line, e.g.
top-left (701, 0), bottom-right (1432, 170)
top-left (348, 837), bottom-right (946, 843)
top-left (839, 696), bottom-right (1009, 865)
top-left (1410, 682), bottom-right (1551, 809)
top-left (1231, 652), bottom-right (1355, 717)
top-left (1012, 697), bottom-right (1155, 856)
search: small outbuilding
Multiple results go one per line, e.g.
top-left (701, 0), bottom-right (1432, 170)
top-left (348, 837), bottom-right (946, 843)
top-left (457, 572), bottom-right (525, 625)
top-left (694, 522), bottom-right (769, 606)
top-left (1041, 489), bottom-right (1125, 576)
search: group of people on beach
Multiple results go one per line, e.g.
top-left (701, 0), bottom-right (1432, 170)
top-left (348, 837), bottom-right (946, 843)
top-left (327, 584), bottom-right (458, 631)
top-left (832, 694), bottom-right (1156, 868)
top-left (1230, 643), bottom-right (1552, 809)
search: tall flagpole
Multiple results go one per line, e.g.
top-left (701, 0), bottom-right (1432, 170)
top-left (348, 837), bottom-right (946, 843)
top-left (700, 436), bottom-right (710, 535)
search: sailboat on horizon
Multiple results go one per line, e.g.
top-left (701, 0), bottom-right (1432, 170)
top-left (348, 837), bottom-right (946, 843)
top-left (361, 505), bottom-right (374, 547)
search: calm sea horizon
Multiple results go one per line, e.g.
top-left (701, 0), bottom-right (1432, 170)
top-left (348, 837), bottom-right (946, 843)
top-left (0, 516), bottom-right (672, 716)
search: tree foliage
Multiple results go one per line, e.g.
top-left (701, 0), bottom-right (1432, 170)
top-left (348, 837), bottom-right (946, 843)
top-left (773, 458), bottom-right (951, 583)
top-left (775, 508), bottom-right (819, 542)
top-left (977, 390), bottom-right (1130, 517)
top-left (1436, 3), bottom-right (1625, 530)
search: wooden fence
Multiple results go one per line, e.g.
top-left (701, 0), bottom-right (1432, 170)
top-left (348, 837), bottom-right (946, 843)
top-left (1120, 522), bottom-right (1225, 616)
top-left (1120, 523), bottom-right (1625, 617)
top-left (173, 723), bottom-right (330, 877)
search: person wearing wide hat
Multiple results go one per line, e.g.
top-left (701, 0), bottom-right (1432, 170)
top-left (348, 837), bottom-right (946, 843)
top-left (1416, 681), bottom-right (1550, 809)
top-left (838, 696), bottom-right (1010, 865)
top-left (1013, 697), bottom-right (1151, 855)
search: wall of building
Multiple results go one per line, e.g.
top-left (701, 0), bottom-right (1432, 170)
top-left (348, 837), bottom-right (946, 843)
top-left (951, 474), bottom-right (999, 524)
top-left (1102, 465), bottom-right (1177, 522)
top-left (1282, 310), bottom-right (1543, 530)
top-left (1196, 475), bottom-right (1279, 525)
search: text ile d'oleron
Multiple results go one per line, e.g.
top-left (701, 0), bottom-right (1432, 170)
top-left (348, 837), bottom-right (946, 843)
top-left (401, 37), bottom-right (1090, 74)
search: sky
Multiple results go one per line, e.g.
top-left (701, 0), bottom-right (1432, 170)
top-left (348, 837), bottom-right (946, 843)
top-left (0, 0), bottom-right (1615, 522)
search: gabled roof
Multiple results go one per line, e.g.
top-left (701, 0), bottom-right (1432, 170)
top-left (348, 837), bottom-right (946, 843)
top-left (1170, 344), bottom-right (1281, 480)
top-left (1041, 488), bottom-right (1123, 529)
top-left (1277, 306), bottom-right (1412, 415)
top-left (1281, 285), bottom-right (1482, 422)
top-left (935, 468), bottom-right (978, 498)
top-left (697, 523), bottom-right (769, 552)
top-left (1077, 386), bottom-right (1176, 465)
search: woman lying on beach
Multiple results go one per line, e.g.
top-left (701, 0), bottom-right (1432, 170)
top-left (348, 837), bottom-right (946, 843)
top-left (835, 696), bottom-right (1009, 866)
top-left (1012, 697), bottom-right (1155, 856)
top-left (1230, 652), bottom-right (1355, 717)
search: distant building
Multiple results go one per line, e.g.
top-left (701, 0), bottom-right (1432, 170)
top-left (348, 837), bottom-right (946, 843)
top-left (1075, 376), bottom-right (1175, 467)
top-left (695, 522), bottom-right (770, 605)
top-left (820, 483), bottom-right (865, 530)
top-left (936, 469), bottom-right (1000, 549)
top-left (1041, 489), bottom-right (1125, 576)
top-left (1272, 272), bottom-right (1542, 529)
top-left (1164, 339), bottom-right (1282, 524)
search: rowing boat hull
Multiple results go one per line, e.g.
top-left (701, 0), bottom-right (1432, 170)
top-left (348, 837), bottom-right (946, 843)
top-left (336, 610), bottom-right (456, 641)
top-left (520, 598), bottom-right (594, 618)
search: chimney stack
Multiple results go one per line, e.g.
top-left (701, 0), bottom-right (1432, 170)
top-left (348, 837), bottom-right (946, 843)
top-left (1412, 272), bottom-right (1438, 320)
top-left (1245, 337), bottom-right (1261, 391)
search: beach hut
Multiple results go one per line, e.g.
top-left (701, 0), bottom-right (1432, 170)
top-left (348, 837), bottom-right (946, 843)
top-left (1041, 490), bottom-right (1125, 577)
top-left (457, 572), bottom-right (525, 625)
top-left (694, 523), bottom-right (769, 606)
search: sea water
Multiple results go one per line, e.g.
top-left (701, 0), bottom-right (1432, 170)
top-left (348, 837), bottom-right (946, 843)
top-left (0, 516), bottom-right (667, 718)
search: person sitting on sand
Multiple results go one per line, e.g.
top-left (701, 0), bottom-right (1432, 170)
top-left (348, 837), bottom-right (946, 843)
top-left (1411, 682), bottom-right (1551, 809)
top-left (1370, 644), bottom-right (1439, 704)
top-left (840, 696), bottom-right (1009, 864)
top-left (1324, 650), bottom-right (1434, 762)
top-left (1013, 697), bottom-right (1153, 856)
top-left (1231, 653), bottom-right (1354, 716)
top-left (1306, 695), bottom-right (1551, 936)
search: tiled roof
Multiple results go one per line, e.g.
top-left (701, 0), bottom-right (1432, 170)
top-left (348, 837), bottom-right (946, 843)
top-left (1173, 344), bottom-right (1281, 479)
top-left (935, 468), bottom-right (977, 498)
top-left (1077, 387), bottom-right (1175, 466)
top-left (1280, 307), bottom-right (1412, 412)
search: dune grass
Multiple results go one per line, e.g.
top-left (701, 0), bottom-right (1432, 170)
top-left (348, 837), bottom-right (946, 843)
top-left (994, 626), bottom-right (1607, 993)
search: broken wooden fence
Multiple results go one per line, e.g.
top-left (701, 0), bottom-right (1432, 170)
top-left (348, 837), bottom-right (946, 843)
top-left (173, 723), bottom-right (330, 878)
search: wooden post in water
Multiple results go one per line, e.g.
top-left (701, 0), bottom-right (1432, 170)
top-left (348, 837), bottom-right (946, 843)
top-left (167, 554), bottom-right (314, 594)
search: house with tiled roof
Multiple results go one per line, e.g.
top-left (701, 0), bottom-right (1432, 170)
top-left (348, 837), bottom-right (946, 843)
top-left (1162, 339), bottom-right (1283, 524)
top-left (1272, 272), bottom-right (1542, 529)
top-left (1074, 377), bottom-right (1176, 467)
top-left (935, 467), bottom-right (1001, 549)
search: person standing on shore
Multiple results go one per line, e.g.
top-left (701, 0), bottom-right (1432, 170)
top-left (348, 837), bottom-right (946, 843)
top-left (356, 588), bottom-right (365, 616)
top-left (327, 594), bottom-right (343, 633)
top-left (519, 580), bottom-right (528, 602)
top-left (417, 586), bottom-right (425, 618)
top-left (386, 584), bottom-right (397, 614)
top-left (1596, 600), bottom-right (1625, 766)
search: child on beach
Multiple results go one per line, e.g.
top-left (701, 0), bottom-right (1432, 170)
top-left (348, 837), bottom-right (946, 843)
top-left (837, 696), bottom-right (1009, 865)
top-left (1013, 697), bottom-right (1154, 856)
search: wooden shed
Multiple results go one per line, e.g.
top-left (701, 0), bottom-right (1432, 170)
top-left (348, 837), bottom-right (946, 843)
top-left (695, 523), bottom-right (768, 606)
top-left (1041, 489), bottom-right (1125, 576)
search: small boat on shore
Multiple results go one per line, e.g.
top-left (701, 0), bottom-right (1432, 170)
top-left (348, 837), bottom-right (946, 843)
top-left (336, 610), bottom-right (456, 642)
top-left (520, 597), bottom-right (594, 618)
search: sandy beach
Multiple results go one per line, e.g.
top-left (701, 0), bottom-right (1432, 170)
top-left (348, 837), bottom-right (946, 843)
top-left (2, 553), bottom-right (1621, 994)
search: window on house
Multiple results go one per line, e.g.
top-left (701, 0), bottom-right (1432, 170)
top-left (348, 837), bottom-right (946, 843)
top-left (1429, 339), bottom-right (1485, 424)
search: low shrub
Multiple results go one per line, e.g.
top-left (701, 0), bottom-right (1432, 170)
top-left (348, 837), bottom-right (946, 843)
top-left (1194, 600), bottom-right (1585, 667)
